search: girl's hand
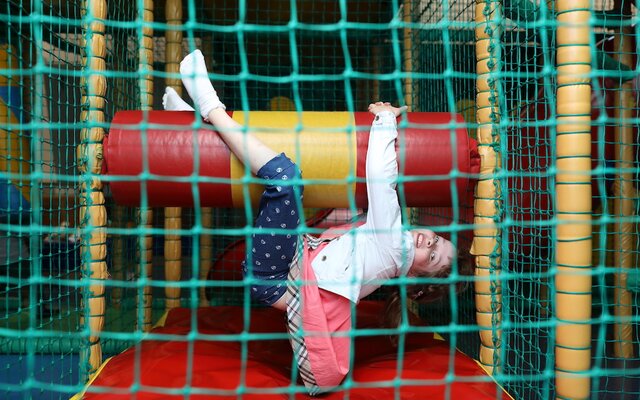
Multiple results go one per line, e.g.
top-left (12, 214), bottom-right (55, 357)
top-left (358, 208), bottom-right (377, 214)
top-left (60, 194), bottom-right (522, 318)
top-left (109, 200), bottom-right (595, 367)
top-left (368, 102), bottom-right (408, 117)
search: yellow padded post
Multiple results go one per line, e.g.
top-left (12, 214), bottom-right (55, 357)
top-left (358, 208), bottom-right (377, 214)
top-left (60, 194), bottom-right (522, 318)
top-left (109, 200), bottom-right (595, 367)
top-left (137, 0), bottom-right (155, 332)
top-left (164, 0), bottom-right (183, 312)
top-left (403, 0), bottom-right (414, 111)
top-left (555, 1), bottom-right (592, 398)
top-left (79, 0), bottom-right (109, 377)
top-left (612, 2), bottom-right (635, 359)
top-left (471, 0), bottom-right (502, 376)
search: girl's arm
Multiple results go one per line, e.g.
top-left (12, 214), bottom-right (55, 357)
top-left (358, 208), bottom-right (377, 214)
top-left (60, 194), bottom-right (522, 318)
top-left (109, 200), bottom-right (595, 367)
top-left (364, 103), bottom-right (407, 247)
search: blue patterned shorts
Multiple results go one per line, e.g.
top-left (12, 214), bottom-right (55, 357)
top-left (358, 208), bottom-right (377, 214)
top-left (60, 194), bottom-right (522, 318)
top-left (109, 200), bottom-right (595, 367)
top-left (242, 153), bottom-right (303, 305)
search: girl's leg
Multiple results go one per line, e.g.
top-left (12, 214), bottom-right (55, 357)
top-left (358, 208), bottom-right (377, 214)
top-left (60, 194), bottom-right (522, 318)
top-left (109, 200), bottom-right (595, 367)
top-left (179, 50), bottom-right (277, 174)
top-left (243, 155), bottom-right (302, 307)
top-left (205, 108), bottom-right (277, 174)
top-left (178, 50), bottom-right (301, 309)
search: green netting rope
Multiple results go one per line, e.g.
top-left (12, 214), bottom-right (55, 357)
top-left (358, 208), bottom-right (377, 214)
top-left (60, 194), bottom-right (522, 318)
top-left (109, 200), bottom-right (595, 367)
top-left (0, 0), bottom-right (638, 399)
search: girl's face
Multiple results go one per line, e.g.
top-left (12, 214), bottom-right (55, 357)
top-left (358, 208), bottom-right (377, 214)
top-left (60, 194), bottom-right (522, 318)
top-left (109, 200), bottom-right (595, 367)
top-left (408, 229), bottom-right (455, 277)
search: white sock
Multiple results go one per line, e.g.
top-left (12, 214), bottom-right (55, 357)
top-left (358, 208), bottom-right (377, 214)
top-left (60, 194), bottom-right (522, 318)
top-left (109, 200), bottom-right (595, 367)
top-left (179, 49), bottom-right (225, 120)
top-left (162, 87), bottom-right (195, 111)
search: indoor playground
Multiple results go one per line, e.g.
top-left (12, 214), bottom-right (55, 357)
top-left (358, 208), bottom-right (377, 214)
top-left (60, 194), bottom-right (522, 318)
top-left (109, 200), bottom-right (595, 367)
top-left (1, 0), bottom-right (640, 399)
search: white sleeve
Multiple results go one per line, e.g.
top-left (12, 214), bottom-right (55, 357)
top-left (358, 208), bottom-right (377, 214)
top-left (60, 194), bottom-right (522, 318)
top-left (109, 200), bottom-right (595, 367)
top-left (364, 111), bottom-right (402, 248)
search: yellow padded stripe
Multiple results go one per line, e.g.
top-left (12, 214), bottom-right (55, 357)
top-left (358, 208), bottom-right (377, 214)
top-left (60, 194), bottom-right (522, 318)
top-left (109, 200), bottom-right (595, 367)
top-left (230, 112), bottom-right (357, 209)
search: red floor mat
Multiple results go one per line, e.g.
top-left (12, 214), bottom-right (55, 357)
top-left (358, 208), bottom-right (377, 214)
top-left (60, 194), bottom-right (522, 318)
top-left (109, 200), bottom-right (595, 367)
top-left (82, 302), bottom-right (509, 399)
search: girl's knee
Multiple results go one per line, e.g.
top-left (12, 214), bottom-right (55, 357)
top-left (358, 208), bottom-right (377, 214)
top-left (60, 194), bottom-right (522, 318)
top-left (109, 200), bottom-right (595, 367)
top-left (259, 154), bottom-right (301, 179)
top-left (266, 161), bottom-right (303, 196)
top-left (287, 163), bottom-right (304, 194)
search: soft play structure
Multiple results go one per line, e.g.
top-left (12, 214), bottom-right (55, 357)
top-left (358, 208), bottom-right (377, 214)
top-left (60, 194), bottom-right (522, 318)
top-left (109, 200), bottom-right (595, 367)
top-left (84, 109), bottom-right (496, 398)
top-left (2, 1), bottom-right (640, 400)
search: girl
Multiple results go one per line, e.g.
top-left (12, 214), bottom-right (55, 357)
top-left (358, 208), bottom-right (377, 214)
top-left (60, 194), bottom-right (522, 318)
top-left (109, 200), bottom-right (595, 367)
top-left (165, 50), bottom-right (459, 394)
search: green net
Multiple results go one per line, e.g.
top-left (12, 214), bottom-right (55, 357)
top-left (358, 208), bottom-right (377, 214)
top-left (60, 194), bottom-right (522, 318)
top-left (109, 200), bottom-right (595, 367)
top-left (0, 0), bottom-right (639, 399)
top-left (0, 1), bottom-right (85, 399)
top-left (499, 1), bottom-right (556, 398)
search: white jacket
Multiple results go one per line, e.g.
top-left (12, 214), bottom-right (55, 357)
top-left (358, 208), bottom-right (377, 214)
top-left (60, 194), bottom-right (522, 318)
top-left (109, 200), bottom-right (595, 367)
top-left (311, 111), bottom-right (415, 303)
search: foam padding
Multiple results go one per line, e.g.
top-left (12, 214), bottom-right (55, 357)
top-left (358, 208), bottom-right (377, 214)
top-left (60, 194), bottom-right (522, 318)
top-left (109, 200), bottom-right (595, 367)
top-left (81, 303), bottom-right (510, 399)
top-left (0, 44), bottom-right (30, 204)
top-left (104, 111), bottom-right (479, 208)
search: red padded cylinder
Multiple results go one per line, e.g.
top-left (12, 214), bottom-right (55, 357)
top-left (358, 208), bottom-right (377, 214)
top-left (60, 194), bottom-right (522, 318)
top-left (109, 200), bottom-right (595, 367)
top-left (103, 111), bottom-right (479, 208)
